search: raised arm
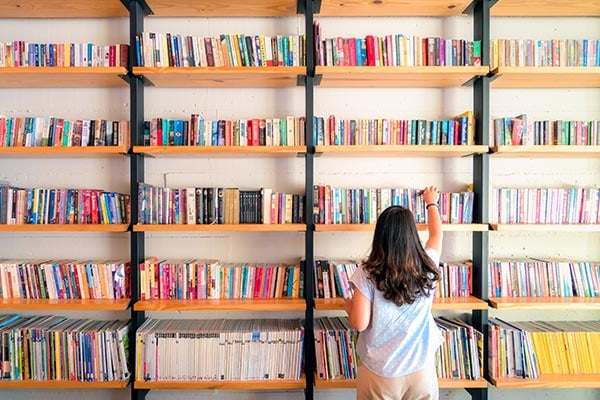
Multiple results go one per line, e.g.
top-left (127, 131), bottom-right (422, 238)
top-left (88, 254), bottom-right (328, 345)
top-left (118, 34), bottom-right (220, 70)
top-left (423, 185), bottom-right (442, 254)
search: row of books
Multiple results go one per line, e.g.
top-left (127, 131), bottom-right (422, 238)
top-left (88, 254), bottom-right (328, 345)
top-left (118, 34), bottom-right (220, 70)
top-left (489, 259), bottom-right (600, 298)
top-left (313, 259), bottom-right (473, 300)
top-left (313, 186), bottom-right (474, 225)
top-left (0, 260), bottom-right (130, 300)
top-left (313, 112), bottom-right (475, 146)
top-left (136, 32), bottom-right (306, 68)
top-left (491, 39), bottom-right (600, 68)
top-left (0, 42), bottom-right (129, 68)
top-left (143, 115), bottom-right (305, 147)
top-left (0, 186), bottom-right (130, 225)
top-left (490, 187), bottom-right (600, 224)
top-left (314, 317), bottom-right (358, 380)
top-left (435, 316), bottom-right (483, 380)
top-left (0, 116), bottom-right (129, 148)
top-left (138, 184), bottom-right (305, 225)
top-left (0, 314), bottom-right (130, 382)
top-left (313, 22), bottom-right (481, 67)
top-left (492, 115), bottom-right (600, 146)
top-left (139, 258), bottom-right (302, 300)
top-left (135, 318), bottom-right (304, 381)
top-left (488, 319), bottom-right (600, 378)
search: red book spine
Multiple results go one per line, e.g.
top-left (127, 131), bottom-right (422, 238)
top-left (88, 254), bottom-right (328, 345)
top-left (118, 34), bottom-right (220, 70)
top-left (366, 35), bottom-right (376, 66)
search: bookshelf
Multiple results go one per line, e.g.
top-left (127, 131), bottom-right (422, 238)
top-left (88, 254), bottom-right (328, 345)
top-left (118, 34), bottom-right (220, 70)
top-left (0, 0), bottom-right (131, 394)
top-left (314, 296), bottom-right (488, 311)
top-left (488, 0), bottom-right (600, 394)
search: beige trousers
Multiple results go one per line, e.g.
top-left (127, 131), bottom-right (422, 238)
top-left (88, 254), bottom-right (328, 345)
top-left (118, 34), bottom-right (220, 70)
top-left (356, 363), bottom-right (439, 400)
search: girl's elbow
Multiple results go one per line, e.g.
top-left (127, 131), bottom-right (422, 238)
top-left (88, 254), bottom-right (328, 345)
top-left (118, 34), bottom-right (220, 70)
top-left (349, 317), bottom-right (369, 332)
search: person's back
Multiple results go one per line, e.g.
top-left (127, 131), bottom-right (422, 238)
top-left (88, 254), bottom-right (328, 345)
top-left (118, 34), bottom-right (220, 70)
top-left (344, 186), bottom-right (443, 400)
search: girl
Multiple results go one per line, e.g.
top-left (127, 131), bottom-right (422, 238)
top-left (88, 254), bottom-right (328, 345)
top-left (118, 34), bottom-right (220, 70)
top-left (344, 185), bottom-right (443, 400)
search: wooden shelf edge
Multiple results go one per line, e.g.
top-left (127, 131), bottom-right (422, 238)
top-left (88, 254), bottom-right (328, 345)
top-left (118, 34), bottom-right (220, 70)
top-left (134, 379), bottom-right (305, 390)
top-left (134, 298), bottom-right (305, 311)
top-left (133, 224), bottom-right (306, 232)
top-left (315, 296), bottom-right (487, 310)
top-left (490, 374), bottom-right (600, 388)
top-left (315, 377), bottom-right (487, 389)
top-left (490, 224), bottom-right (600, 232)
top-left (315, 224), bottom-right (487, 232)
top-left (315, 145), bottom-right (488, 157)
top-left (133, 145), bottom-right (306, 155)
top-left (0, 224), bottom-right (129, 232)
top-left (491, 145), bottom-right (600, 157)
top-left (0, 146), bottom-right (128, 156)
top-left (132, 66), bottom-right (305, 74)
top-left (0, 299), bottom-right (130, 311)
top-left (489, 297), bottom-right (600, 309)
top-left (0, 379), bottom-right (130, 388)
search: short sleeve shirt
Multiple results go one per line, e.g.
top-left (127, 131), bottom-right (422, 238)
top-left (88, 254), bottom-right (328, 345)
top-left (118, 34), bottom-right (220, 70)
top-left (349, 248), bottom-right (442, 378)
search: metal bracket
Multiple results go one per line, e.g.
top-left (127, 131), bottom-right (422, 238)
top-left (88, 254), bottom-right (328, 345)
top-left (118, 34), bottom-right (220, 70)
top-left (462, 75), bottom-right (481, 87)
top-left (297, 75), bottom-right (322, 86)
top-left (297, 0), bottom-right (322, 14)
top-left (122, 0), bottom-right (153, 15)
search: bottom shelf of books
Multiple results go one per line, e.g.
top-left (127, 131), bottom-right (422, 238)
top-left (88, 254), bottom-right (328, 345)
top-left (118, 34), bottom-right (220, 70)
top-left (134, 318), bottom-right (305, 389)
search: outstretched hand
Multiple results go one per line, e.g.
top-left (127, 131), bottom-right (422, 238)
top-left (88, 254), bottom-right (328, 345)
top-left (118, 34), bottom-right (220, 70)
top-left (423, 185), bottom-right (440, 205)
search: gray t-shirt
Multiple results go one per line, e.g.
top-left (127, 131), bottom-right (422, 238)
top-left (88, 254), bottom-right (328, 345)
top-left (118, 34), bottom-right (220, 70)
top-left (349, 248), bottom-right (442, 378)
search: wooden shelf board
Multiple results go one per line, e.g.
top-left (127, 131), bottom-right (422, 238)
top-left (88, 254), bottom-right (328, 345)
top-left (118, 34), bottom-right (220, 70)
top-left (491, 145), bottom-right (600, 157)
top-left (133, 224), bottom-right (306, 232)
top-left (0, 298), bottom-right (130, 311)
top-left (134, 298), bottom-right (305, 311)
top-left (0, 379), bottom-right (129, 389)
top-left (0, 0), bottom-right (128, 18)
top-left (316, 145), bottom-right (488, 157)
top-left (315, 296), bottom-right (487, 310)
top-left (490, 374), bottom-right (600, 388)
top-left (133, 145), bottom-right (306, 157)
top-left (491, 67), bottom-right (600, 88)
top-left (318, 0), bottom-right (474, 16)
top-left (315, 377), bottom-right (487, 389)
top-left (490, 224), bottom-right (600, 232)
top-left (144, 0), bottom-right (298, 16)
top-left (0, 224), bottom-right (129, 232)
top-left (315, 224), bottom-right (488, 232)
top-left (489, 297), bottom-right (600, 310)
top-left (0, 67), bottom-right (129, 88)
top-left (0, 146), bottom-right (128, 157)
top-left (133, 67), bottom-right (305, 88)
top-left (134, 379), bottom-right (305, 390)
top-left (316, 66), bottom-right (489, 88)
top-left (491, 0), bottom-right (600, 16)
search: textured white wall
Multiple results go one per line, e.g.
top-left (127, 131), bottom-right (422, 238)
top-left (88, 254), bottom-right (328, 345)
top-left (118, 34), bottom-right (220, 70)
top-left (0, 11), bottom-right (598, 400)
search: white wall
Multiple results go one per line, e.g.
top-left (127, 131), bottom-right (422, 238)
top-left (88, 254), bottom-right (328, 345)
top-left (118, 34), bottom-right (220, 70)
top-left (0, 10), bottom-right (598, 400)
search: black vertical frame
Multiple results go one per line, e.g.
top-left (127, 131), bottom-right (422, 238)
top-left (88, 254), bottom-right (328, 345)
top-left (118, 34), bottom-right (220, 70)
top-left (470, 1), bottom-right (489, 400)
top-left (129, 1), bottom-right (147, 399)
top-left (303, 1), bottom-right (316, 399)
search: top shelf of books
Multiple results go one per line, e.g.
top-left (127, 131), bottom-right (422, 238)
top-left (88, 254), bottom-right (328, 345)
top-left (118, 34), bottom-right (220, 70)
top-left (144, 0), bottom-right (298, 17)
top-left (491, 67), bottom-right (600, 88)
top-left (491, 0), bottom-right (600, 17)
top-left (0, 0), bottom-right (128, 18)
top-left (317, 0), bottom-right (474, 16)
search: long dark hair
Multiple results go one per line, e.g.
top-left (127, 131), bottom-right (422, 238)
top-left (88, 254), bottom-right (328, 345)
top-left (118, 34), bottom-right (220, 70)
top-left (363, 206), bottom-right (440, 306)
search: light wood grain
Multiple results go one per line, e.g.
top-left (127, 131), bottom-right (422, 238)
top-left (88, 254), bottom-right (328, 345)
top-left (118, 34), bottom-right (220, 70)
top-left (133, 145), bottom-right (306, 157)
top-left (134, 298), bottom-right (306, 311)
top-left (314, 377), bottom-right (488, 388)
top-left (315, 296), bottom-right (487, 310)
top-left (316, 145), bottom-right (488, 157)
top-left (0, 298), bottom-right (130, 311)
top-left (133, 224), bottom-right (306, 232)
top-left (134, 379), bottom-right (305, 390)
top-left (491, 67), bottom-right (600, 88)
top-left (0, 224), bottom-right (129, 232)
top-left (0, 0), bottom-right (128, 18)
top-left (491, 374), bottom-right (600, 388)
top-left (133, 66), bottom-right (305, 88)
top-left (144, 0), bottom-right (297, 16)
top-left (489, 297), bottom-right (600, 310)
top-left (491, 145), bottom-right (600, 158)
top-left (492, 0), bottom-right (600, 16)
top-left (315, 224), bottom-right (488, 232)
top-left (0, 67), bottom-right (128, 88)
top-left (0, 379), bottom-right (130, 388)
top-left (490, 224), bottom-right (600, 232)
top-left (0, 146), bottom-right (128, 158)
top-left (318, 0), bottom-right (474, 16)
top-left (317, 66), bottom-right (489, 88)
